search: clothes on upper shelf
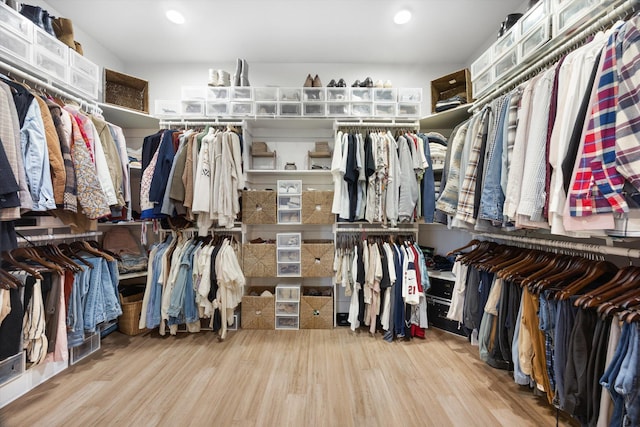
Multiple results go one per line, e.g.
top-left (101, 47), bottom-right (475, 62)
top-left (334, 234), bottom-right (430, 340)
top-left (330, 130), bottom-right (447, 226)
top-left (139, 231), bottom-right (244, 340)
top-left (435, 17), bottom-right (640, 238)
top-left (0, 75), bottom-right (132, 239)
top-left (140, 126), bottom-right (244, 234)
top-left (447, 241), bottom-right (640, 427)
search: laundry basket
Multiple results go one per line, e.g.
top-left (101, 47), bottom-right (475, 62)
top-left (118, 293), bottom-right (145, 336)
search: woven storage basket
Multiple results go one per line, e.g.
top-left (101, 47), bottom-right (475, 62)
top-left (243, 243), bottom-right (276, 277)
top-left (300, 287), bottom-right (333, 329)
top-left (118, 293), bottom-right (145, 336)
top-left (301, 190), bottom-right (334, 224)
top-left (242, 190), bottom-right (277, 224)
top-left (104, 69), bottom-right (149, 113)
top-left (241, 287), bottom-right (275, 329)
top-left (301, 242), bottom-right (334, 277)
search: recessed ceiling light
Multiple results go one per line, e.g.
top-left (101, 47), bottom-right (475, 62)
top-left (166, 10), bottom-right (185, 25)
top-left (394, 9), bottom-right (412, 25)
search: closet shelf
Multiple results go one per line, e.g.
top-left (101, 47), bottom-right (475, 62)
top-left (428, 270), bottom-right (455, 282)
top-left (99, 103), bottom-right (160, 129)
top-left (419, 105), bottom-right (471, 131)
top-left (119, 271), bottom-right (148, 280)
top-left (246, 169), bottom-right (331, 176)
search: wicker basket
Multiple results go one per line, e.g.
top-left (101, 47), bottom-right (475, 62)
top-left (300, 287), bottom-right (333, 329)
top-left (243, 243), bottom-right (276, 277)
top-left (241, 287), bottom-right (275, 329)
top-left (301, 190), bottom-right (334, 224)
top-left (301, 242), bottom-right (334, 277)
top-left (104, 69), bottom-right (149, 113)
top-left (242, 190), bottom-right (277, 224)
top-left (118, 293), bottom-right (145, 336)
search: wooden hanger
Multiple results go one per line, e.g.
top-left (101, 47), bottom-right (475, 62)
top-left (1, 251), bottom-right (43, 279)
top-left (520, 254), bottom-right (572, 289)
top-left (0, 269), bottom-right (20, 289)
top-left (555, 261), bottom-right (618, 300)
top-left (58, 243), bottom-right (94, 269)
top-left (11, 247), bottom-right (64, 275)
top-left (576, 266), bottom-right (640, 309)
top-left (447, 239), bottom-right (480, 256)
top-left (69, 241), bottom-right (115, 262)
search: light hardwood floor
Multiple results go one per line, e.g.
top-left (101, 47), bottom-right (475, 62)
top-left (0, 328), bottom-right (577, 427)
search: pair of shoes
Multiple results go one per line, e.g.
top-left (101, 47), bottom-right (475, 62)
top-left (208, 69), bottom-right (231, 87)
top-left (20, 4), bottom-right (56, 37)
top-left (352, 77), bottom-right (374, 88)
top-left (374, 80), bottom-right (393, 88)
top-left (327, 79), bottom-right (347, 88)
top-left (303, 74), bottom-right (322, 88)
top-left (284, 162), bottom-right (297, 171)
top-left (233, 58), bottom-right (250, 87)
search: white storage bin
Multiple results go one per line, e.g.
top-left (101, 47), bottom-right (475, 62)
top-left (473, 68), bottom-right (494, 98)
top-left (34, 27), bottom-right (67, 62)
top-left (553, 0), bottom-right (602, 37)
top-left (493, 26), bottom-right (517, 60)
top-left (70, 332), bottom-right (100, 365)
top-left (350, 103), bottom-right (372, 117)
top-left (230, 87), bottom-right (252, 101)
top-left (207, 87), bottom-right (229, 101)
top-left (0, 27), bottom-right (30, 63)
top-left (256, 102), bottom-right (277, 116)
top-left (276, 301), bottom-right (299, 316)
top-left (350, 88), bottom-right (372, 102)
top-left (494, 49), bottom-right (518, 80)
top-left (0, 3), bottom-right (32, 40)
top-left (278, 210), bottom-right (301, 224)
top-left (397, 88), bottom-right (422, 103)
top-left (155, 100), bottom-right (180, 116)
top-left (279, 102), bottom-right (301, 116)
top-left (519, 0), bottom-right (550, 36)
top-left (206, 102), bottom-right (229, 116)
top-left (327, 88), bottom-right (349, 102)
top-left (277, 248), bottom-right (301, 263)
top-left (519, 17), bottom-right (551, 62)
top-left (471, 49), bottom-right (492, 78)
top-left (276, 284), bottom-right (300, 301)
top-left (303, 87), bottom-right (325, 101)
top-left (275, 315), bottom-right (299, 330)
top-left (277, 232), bottom-right (301, 247)
top-left (0, 351), bottom-right (24, 386)
top-left (397, 103), bottom-right (421, 117)
top-left (230, 102), bottom-right (253, 116)
top-left (303, 102), bottom-right (325, 116)
top-left (373, 88), bottom-right (396, 102)
top-left (181, 100), bottom-right (204, 116)
top-left (69, 50), bottom-right (99, 80)
top-left (374, 103), bottom-right (396, 117)
top-left (33, 50), bottom-right (67, 82)
top-left (279, 88), bottom-right (301, 102)
top-left (327, 103), bottom-right (349, 116)
top-left (70, 69), bottom-right (99, 99)
top-left (254, 87), bottom-right (278, 101)
top-left (277, 262), bottom-right (301, 277)
top-left (181, 86), bottom-right (207, 101)
top-left (277, 181), bottom-right (302, 195)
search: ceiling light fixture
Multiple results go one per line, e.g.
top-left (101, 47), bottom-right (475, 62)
top-left (166, 10), bottom-right (185, 25)
top-left (393, 9), bottom-right (412, 25)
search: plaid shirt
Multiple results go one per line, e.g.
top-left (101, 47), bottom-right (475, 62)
top-left (570, 26), bottom-right (628, 216)
top-left (616, 16), bottom-right (640, 191)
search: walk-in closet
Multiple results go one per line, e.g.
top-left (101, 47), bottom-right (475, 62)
top-left (0, 0), bottom-right (639, 426)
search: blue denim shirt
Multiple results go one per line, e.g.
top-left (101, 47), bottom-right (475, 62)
top-left (419, 134), bottom-right (436, 223)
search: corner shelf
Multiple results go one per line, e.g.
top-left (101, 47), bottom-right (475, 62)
top-left (99, 103), bottom-right (160, 129)
top-left (419, 104), bottom-right (471, 133)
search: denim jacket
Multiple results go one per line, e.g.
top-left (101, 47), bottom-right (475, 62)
top-left (22, 99), bottom-right (55, 211)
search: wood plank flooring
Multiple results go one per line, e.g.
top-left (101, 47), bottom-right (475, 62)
top-left (0, 328), bottom-right (577, 427)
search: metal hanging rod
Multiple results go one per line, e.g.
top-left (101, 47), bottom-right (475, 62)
top-left (335, 225), bottom-right (419, 234)
top-left (474, 232), bottom-right (640, 259)
top-left (473, 0), bottom-right (638, 110)
top-left (159, 119), bottom-right (245, 128)
top-left (0, 63), bottom-right (102, 115)
top-left (334, 119), bottom-right (419, 130)
top-left (17, 231), bottom-right (103, 246)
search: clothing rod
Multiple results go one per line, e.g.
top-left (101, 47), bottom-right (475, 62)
top-left (0, 63), bottom-right (102, 115)
top-left (473, 0), bottom-right (637, 110)
top-left (334, 120), bottom-right (419, 130)
top-left (159, 119), bottom-right (245, 128)
top-left (17, 231), bottom-right (103, 244)
top-left (474, 232), bottom-right (640, 259)
top-left (335, 226), bottom-right (418, 234)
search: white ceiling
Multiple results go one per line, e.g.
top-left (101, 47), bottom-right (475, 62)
top-left (46, 0), bottom-right (525, 65)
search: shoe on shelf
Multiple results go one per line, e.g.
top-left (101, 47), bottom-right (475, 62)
top-left (303, 74), bottom-right (313, 87)
top-left (336, 78), bottom-right (346, 87)
top-left (233, 58), bottom-right (242, 87)
top-left (208, 69), bottom-right (219, 86)
top-left (312, 74), bottom-right (322, 88)
top-left (383, 80), bottom-right (393, 88)
top-left (327, 79), bottom-right (336, 87)
top-left (240, 59), bottom-right (250, 86)
top-left (351, 80), bottom-right (361, 87)
top-left (42, 10), bottom-right (56, 37)
top-left (217, 70), bottom-right (231, 87)
top-left (374, 80), bottom-right (384, 88)
top-left (361, 77), bottom-right (373, 88)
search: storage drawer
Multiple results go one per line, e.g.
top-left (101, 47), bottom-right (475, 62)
top-left (276, 285), bottom-right (300, 301)
top-left (275, 315), bottom-right (299, 330)
top-left (277, 262), bottom-right (301, 277)
top-left (471, 48), bottom-right (492, 78)
top-left (374, 103), bottom-right (396, 117)
top-left (33, 49), bottom-right (67, 82)
top-left (351, 103), bottom-right (372, 117)
top-left (256, 102), bottom-right (277, 116)
top-left (278, 194), bottom-right (301, 211)
top-left (278, 180), bottom-right (302, 195)
top-left (0, 3), bottom-right (32, 41)
top-left (397, 88), bottom-right (422, 103)
top-left (327, 103), bottom-right (349, 116)
top-left (519, 17), bottom-right (551, 63)
top-left (276, 301), bottom-right (299, 316)
top-left (373, 88), bottom-right (396, 102)
top-left (0, 351), bottom-right (24, 386)
top-left (494, 49), bottom-right (518, 80)
top-left (327, 88), bottom-right (349, 102)
top-left (303, 87), bottom-right (324, 101)
top-left (397, 103), bottom-right (420, 117)
top-left (33, 27), bottom-right (67, 62)
top-left (70, 69), bottom-right (99, 99)
top-left (519, 0), bottom-right (550, 36)
top-left (303, 102), bottom-right (325, 116)
top-left (473, 68), bottom-right (494, 98)
top-left (278, 210), bottom-right (301, 224)
top-left (426, 296), bottom-right (466, 337)
top-left (350, 88), bottom-right (372, 102)
top-left (155, 100), bottom-right (180, 116)
top-left (207, 86), bottom-right (229, 101)
top-left (69, 50), bottom-right (99, 80)
top-left (553, 0), bottom-right (602, 36)
top-left (493, 26), bottom-right (517, 59)
top-left (279, 87), bottom-right (301, 102)
top-left (254, 87), bottom-right (278, 101)
top-left (206, 101), bottom-right (229, 116)
top-left (279, 102), bottom-right (301, 116)
top-left (230, 102), bottom-right (253, 116)
top-left (181, 100), bottom-right (204, 115)
top-left (181, 85), bottom-right (207, 101)
top-left (0, 26), bottom-right (30, 63)
top-left (230, 87), bottom-right (252, 101)
top-left (277, 232), bottom-right (301, 248)
top-left (70, 332), bottom-right (101, 365)
top-left (427, 277), bottom-right (455, 300)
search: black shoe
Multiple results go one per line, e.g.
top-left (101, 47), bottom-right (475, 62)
top-left (361, 77), bottom-right (373, 88)
top-left (352, 80), bottom-right (361, 87)
top-left (327, 79), bottom-right (336, 87)
top-left (336, 78), bottom-right (346, 87)
top-left (42, 10), bottom-right (56, 37)
top-left (20, 4), bottom-right (44, 29)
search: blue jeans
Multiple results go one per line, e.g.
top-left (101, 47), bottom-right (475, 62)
top-left (168, 242), bottom-right (198, 324)
top-left (613, 323), bottom-right (639, 426)
top-left (146, 241), bottom-right (170, 328)
top-left (67, 268), bottom-right (88, 348)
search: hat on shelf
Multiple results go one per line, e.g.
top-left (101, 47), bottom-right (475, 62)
top-left (309, 141), bottom-right (331, 158)
top-left (251, 141), bottom-right (275, 158)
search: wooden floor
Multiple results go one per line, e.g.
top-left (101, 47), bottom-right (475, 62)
top-left (0, 327), bottom-right (577, 427)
